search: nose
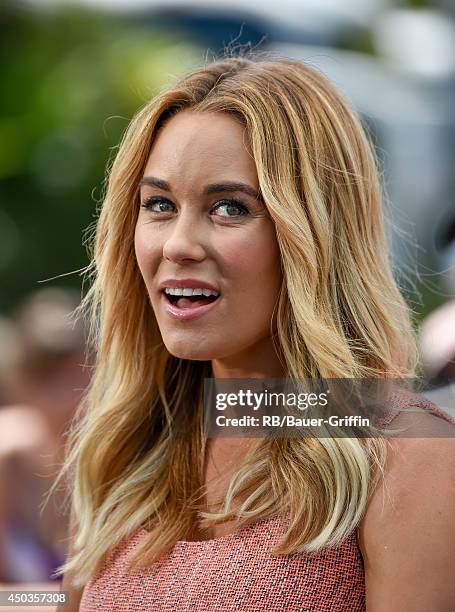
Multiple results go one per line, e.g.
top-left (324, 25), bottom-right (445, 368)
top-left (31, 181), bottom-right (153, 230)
top-left (162, 210), bottom-right (207, 263)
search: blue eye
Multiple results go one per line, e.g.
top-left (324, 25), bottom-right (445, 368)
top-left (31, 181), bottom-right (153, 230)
top-left (212, 199), bottom-right (249, 218)
top-left (141, 197), bottom-right (175, 213)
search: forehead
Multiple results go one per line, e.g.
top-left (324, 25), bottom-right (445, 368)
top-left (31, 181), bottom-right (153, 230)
top-left (143, 110), bottom-right (258, 186)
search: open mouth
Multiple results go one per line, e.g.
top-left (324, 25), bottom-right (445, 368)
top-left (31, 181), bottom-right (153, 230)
top-left (163, 291), bottom-right (220, 310)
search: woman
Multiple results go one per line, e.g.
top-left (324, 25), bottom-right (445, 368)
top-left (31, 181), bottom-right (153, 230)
top-left (57, 54), bottom-right (455, 611)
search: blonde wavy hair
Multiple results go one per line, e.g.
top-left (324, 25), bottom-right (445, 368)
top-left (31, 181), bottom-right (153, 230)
top-left (54, 52), bottom-right (418, 586)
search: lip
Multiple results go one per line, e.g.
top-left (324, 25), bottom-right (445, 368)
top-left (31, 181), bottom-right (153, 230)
top-left (161, 292), bottom-right (220, 321)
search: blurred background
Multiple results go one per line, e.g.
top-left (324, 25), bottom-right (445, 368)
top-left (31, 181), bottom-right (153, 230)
top-left (0, 0), bottom-right (454, 591)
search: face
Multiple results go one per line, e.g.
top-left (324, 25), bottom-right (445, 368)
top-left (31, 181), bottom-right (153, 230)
top-left (135, 110), bottom-right (282, 365)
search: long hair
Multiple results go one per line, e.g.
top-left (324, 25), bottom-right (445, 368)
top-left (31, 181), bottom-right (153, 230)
top-left (54, 52), bottom-right (418, 586)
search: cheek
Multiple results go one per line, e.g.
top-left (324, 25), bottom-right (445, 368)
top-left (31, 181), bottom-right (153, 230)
top-left (240, 233), bottom-right (280, 271)
top-left (134, 224), bottom-right (159, 278)
top-left (222, 232), bottom-right (282, 293)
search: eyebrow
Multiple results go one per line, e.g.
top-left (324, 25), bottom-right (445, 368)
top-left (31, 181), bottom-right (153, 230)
top-left (139, 176), bottom-right (262, 200)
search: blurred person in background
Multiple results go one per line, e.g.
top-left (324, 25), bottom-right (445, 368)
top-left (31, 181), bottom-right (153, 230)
top-left (0, 288), bottom-right (91, 583)
top-left (420, 214), bottom-right (455, 415)
top-left (0, 315), bottom-right (24, 581)
top-left (0, 316), bottom-right (23, 407)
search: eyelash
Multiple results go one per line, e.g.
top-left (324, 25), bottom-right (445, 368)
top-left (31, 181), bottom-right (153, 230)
top-left (140, 196), bottom-right (250, 219)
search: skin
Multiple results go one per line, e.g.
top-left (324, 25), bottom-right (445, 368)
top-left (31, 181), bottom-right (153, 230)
top-left (358, 410), bottom-right (455, 611)
top-left (135, 109), bottom-right (284, 380)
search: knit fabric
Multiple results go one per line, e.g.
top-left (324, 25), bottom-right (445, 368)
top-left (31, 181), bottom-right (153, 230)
top-left (79, 391), bottom-right (454, 612)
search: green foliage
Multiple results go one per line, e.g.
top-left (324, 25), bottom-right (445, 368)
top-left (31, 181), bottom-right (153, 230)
top-left (0, 5), bottom-right (201, 313)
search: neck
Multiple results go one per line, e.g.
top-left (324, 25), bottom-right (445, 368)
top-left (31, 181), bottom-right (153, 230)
top-left (211, 335), bottom-right (285, 379)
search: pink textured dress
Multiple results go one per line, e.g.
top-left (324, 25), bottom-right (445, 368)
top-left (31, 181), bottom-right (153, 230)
top-left (79, 392), bottom-right (454, 612)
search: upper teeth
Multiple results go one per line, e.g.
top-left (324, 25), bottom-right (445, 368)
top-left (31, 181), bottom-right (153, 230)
top-left (164, 287), bottom-right (219, 297)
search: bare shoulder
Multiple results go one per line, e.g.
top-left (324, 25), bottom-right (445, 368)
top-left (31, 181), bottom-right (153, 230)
top-left (358, 409), bottom-right (455, 611)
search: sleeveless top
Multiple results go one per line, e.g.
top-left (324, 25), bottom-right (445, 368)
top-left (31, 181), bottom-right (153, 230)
top-left (79, 391), bottom-right (454, 612)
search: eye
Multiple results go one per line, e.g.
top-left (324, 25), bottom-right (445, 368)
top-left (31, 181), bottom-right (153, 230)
top-left (140, 196), bottom-right (251, 219)
top-left (212, 199), bottom-right (250, 218)
top-left (141, 196), bottom-right (175, 214)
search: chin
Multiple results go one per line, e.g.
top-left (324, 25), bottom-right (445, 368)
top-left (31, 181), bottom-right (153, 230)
top-left (163, 338), bottom-right (218, 362)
